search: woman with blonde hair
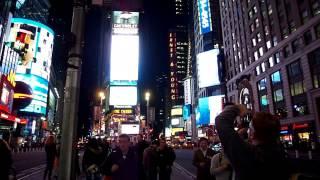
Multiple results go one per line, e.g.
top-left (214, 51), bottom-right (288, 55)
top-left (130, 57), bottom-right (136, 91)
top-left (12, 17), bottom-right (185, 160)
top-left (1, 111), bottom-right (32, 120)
top-left (44, 136), bottom-right (57, 180)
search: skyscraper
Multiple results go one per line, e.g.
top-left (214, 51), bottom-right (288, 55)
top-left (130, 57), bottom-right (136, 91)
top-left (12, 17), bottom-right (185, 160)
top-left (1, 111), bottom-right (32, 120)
top-left (169, 0), bottom-right (190, 106)
top-left (15, 0), bottom-right (51, 25)
top-left (220, 0), bottom-right (320, 145)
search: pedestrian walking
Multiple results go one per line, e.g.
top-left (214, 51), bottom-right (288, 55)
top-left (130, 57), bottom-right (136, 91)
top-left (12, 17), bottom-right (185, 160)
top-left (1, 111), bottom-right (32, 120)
top-left (135, 134), bottom-right (149, 180)
top-left (157, 138), bottom-right (176, 180)
top-left (44, 136), bottom-right (57, 180)
top-left (108, 134), bottom-right (138, 180)
top-left (215, 104), bottom-right (290, 180)
top-left (210, 148), bottom-right (232, 180)
top-left (82, 138), bottom-right (105, 180)
top-left (193, 137), bottom-right (216, 180)
top-left (0, 131), bottom-right (15, 180)
top-left (143, 140), bottom-right (159, 180)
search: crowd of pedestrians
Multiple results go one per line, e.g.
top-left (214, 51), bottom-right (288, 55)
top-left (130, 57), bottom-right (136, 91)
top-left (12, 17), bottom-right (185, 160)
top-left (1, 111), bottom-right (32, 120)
top-left (1, 103), bottom-right (318, 180)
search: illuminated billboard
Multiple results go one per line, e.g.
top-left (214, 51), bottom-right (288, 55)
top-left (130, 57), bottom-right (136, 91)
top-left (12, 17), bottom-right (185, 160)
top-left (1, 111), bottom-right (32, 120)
top-left (7, 18), bottom-right (54, 115)
top-left (112, 11), bottom-right (139, 35)
top-left (197, 49), bottom-right (220, 88)
top-left (198, 0), bottom-right (212, 34)
top-left (110, 35), bottom-right (139, 84)
top-left (15, 74), bottom-right (48, 115)
top-left (196, 95), bottom-right (224, 125)
top-left (109, 86), bottom-right (137, 106)
top-left (184, 78), bottom-right (191, 105)
top-left (171, 106), bottom-right (183, 116)
top-left (8, 18), bottom-right (54, 81)
top-left (121, 124), bottom-right (140, 135)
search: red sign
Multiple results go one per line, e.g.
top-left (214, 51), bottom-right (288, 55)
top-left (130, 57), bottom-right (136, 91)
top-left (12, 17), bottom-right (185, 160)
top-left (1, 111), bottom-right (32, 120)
top-left (293, 123), bottom-right (308, 129)
top-left (0, 112), bottom-right (27, 124)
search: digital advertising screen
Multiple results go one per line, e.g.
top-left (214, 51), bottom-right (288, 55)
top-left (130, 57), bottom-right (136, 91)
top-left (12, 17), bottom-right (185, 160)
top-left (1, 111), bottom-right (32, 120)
top-left (15, 74), bottom-right (48, 115)
top-left (184, 78), bottom-right (191, 105)
top-left (183, 104), bottom-right (191, 120)
top-left (109, 86), bottom-right (137, 106)
top-left (112, 11), bottom-right (139, 35)
top-left (8, 18), bottom-right (54, 81)
top-left (171, 106), bottom-right (183, 116)
top-left (196, 95), bottom-right (224, 125)
top-left (197, 49), bottom-right (220, 88)
top-left (197, 0), bottom-right (212, 34)
top-left (110, 35), bottom-right (139, 84)
top-left (121, 124), bottom-right (140, 135)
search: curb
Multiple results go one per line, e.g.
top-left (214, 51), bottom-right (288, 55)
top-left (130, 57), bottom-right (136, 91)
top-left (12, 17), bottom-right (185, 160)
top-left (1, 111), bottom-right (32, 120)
top-left (173, 162), bottom-right (196, 180)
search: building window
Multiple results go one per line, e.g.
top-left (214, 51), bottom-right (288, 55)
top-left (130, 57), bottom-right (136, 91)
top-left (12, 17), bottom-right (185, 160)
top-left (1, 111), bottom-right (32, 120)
top-left (252, 37), bottom-right (257, 47)
top-left (253, 5), bottom-right (258, 14)
top-left (259, 47), bottom-right (264, 56)
top-left (257, 78), bottom-right (269, 112)
top-left (316, 24), bottom-right (320, 39)
top-left (249, 10), bottom-right (253, 19)
top-left (287, 61), bottom-right (308, 116)
top-left (269, 56), bottom-right (274, 67)
top-left (284, 45), bottom-right (291, 58)
top-left (257, 33), bottom-right (262, 42)
top-left (292, 39), bottom-right (301, 53)
top-left (301, 9), bottom-right (309, 24)
top-left (289, 20), bottom-right (296, 32)
top-left (308, 48), bottom-right (320, 88)
top-left (304, 30), bottom-right (313, 45)
top-left (266, 40), bottom-right (272, 49)
top-left (250, 24), bottom-right (255, 32)
top-left (261, 62), bottom-right (266, 72)
top-left (275, 52), bottom-right (280, 63)
top-left (273, 36), bottom-right (278, 46)
top-left (312, 1), bottom-right (320, 16)
top-left (256, 66), bottom-right (261, 75)
top-left (264, 25), bottom-right (270, 36)
top-left (254, 51), bottom-right (259, 61)
top-left (281, 28), bottom-right (288, 39)
top-left (255, 18), bottom-right (260, 28)
top-left (270, 71), bottom-right (287, 118)
top-left (268, 4), bottom-right (273, 15)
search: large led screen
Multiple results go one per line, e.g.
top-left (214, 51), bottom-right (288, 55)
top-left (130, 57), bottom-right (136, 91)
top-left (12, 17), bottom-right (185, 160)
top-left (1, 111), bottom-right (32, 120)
top-left (8, 18), bottom-right (54, 81)
top-left (15, 74), bottom-right (48, 115)
top-left (197, 0), bottom-right (212, 34)
top-left (196, 95), bottom-right (224, 125)
top-left (110, 35), bottom-right (139, 84)
top-left (121, 124), bottom-right (140, 135)
top-left (109, 86), bottom-right (137, 106)
top-left (112, 11), bottom-right (139, 35)
top-left (197, 49), bottom-right (220, 88)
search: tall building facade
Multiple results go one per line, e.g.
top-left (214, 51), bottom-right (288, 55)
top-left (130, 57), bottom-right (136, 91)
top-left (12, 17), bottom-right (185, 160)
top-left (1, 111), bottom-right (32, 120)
top-left (220, 0), bottom-right (320, 146)
top-left (15, 0), bottom-right (51, 25)
top-left (191, 0), bottom-right (224, 139)
top-left (169, 0), bottom-right (190, 106)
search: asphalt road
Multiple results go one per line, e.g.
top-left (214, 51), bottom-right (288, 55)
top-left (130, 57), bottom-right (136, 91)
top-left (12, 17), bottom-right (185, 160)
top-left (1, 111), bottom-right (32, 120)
top-left (174, 149), bottom-right (197, 177)
top-left (12, 150), bottom-right (46, 173)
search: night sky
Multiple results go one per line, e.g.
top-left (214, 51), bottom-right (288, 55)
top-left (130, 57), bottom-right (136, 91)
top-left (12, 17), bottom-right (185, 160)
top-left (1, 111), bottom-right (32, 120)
top-left (49, 0), bottom-right (170, 135)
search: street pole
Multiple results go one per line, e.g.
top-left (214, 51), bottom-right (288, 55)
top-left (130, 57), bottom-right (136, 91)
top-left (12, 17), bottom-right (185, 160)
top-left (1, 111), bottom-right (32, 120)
top-left (59, 0), bottom-right (85, 179)
top-left (100, 97), bottom-right (102, 136)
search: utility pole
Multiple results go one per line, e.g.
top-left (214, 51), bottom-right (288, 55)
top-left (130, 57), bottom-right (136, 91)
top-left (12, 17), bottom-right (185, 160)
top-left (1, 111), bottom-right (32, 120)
top-left (59, 0), bottom-right (85, 179)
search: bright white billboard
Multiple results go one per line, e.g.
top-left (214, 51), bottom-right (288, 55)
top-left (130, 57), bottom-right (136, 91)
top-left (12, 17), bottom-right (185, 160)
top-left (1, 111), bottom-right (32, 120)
top-left (121, 124), bottom-right (140, 135)
top-left (110, 35), bottom-right (139, 84)
top-left (197, 49), bottom-right (220, 88)
top-left (109, 86), bottom-right (137, 106)
top-left (196, 95), bottom-right (224, 125)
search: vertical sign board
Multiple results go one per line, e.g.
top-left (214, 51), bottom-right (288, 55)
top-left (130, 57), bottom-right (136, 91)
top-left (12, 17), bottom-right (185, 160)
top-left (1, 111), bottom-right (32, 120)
top-left (198, 0), bottom-right (212, 35)
top-left (184, 78), bottom-right (191, 105)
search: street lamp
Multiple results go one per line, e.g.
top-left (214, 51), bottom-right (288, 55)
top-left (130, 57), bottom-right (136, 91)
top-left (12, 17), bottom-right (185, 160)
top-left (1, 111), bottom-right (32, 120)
top-left (98, 91), bottom-right (105, 135)
top-left (145, 91), bottom-right (151, 139)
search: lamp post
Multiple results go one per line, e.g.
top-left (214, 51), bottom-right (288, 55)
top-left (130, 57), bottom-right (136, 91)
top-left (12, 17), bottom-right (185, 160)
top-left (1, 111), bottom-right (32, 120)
top-left (99, 91), bottom-right (105, 136)
top-left (145, 91), bottom-right (151, 137)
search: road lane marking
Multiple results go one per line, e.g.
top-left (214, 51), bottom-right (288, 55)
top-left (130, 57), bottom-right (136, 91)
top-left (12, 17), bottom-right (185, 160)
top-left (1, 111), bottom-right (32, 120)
top-left (174, 162), bottom-right (196, 179)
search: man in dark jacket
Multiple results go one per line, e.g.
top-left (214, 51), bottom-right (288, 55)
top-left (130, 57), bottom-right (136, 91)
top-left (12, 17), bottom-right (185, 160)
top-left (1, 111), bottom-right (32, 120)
top-left (135, 134), bottom-right (149, 180)
top-left (0, 137), bottom-right (13, 180)
top-left (109, 134), bottom-right (138, 180)
top-left (143, 140), bottom-right (159, 180)
top-left (215, 104), bottom-right (290, 180)
top-left (193, 137), bottom-right (215, 180)
top-left (157, 138), bottom-right (176, 180)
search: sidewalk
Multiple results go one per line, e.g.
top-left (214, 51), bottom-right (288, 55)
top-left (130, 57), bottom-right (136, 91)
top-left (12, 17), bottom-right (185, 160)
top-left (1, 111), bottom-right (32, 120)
top-left (16, 164), bottom-right (194, 180)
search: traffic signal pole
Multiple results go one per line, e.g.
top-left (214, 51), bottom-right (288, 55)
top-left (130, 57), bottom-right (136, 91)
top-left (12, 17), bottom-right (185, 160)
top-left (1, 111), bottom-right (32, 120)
top-left (59, 1), bottom-right (85, 179)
